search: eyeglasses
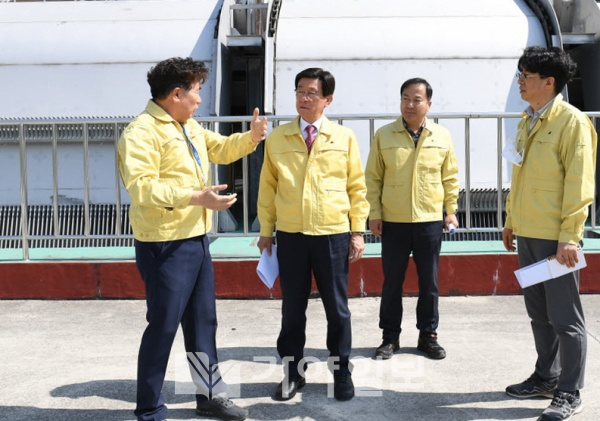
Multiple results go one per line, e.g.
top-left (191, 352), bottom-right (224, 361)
top-left (515, 72), bottom-right (545, 81)
top-left (295, 90), bottom-right (320, 100)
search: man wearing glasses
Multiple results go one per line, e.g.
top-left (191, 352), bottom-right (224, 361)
top-left (503, 46), bottom-right (597, 421)
top-left (257, 68), bottom-right (369, 402)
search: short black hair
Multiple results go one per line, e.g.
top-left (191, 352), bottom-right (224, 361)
top-left (517, 46), bottom-right (577, 94)
top-left (400, 78), bottom-right (433, 100)
top-left (147, 57), bottom-right (209, 100)
top-left (294, 68), bottom-right (336, 97)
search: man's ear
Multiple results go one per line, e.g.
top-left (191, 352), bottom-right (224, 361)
top-left (172, 87), bottom-right (182, 101)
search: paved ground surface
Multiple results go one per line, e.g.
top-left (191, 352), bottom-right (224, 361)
top-left (1, 295), bottom-right (599, 421)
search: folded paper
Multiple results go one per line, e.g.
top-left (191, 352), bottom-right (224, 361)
top-left (514, 248), bottom-right (586, 288)
top-left (256, 244), bottom-right (279, 289)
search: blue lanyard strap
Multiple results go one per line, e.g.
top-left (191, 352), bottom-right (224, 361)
top-left (181, 125), bottom-right (207, 184)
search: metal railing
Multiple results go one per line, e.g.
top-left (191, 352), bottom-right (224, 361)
top-left (1, 112), bottom-right (599, 260)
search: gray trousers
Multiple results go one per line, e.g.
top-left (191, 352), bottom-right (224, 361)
top-left (517, 236), bottom-right (587, 392)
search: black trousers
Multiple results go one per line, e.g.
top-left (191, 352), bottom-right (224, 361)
top-left (276, 231), bottom-right (351, 377)
top-left (134, 235), bottom-right (224, 421)
top-left (379, 221), bottom-right (443, 342)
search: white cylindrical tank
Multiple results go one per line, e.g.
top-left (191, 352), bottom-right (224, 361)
top-left (0, 0), bottom-right (223, 119)
top-left (272, 0), bottom-right (548, 189)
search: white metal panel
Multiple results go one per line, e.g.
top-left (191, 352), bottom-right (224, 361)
top-left (0, 63), bottom-right (214, 118)
top-left (0, 0), bottom-right (221, 118)
top-left (0, 0), bottom-right (221, 64)
top-left (276, 0), bottom-right (538, 60)
top-left (279, 0), bottom-right (528, 18)
top-left (277, 18), bottom-right (533, 60)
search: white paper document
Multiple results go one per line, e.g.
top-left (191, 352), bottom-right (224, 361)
top-left (256, 245), bottom-right (279, 289)
top-left (514, 248), bottom-right (587, 288)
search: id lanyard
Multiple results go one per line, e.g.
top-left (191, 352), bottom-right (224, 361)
top-left (181, 125), bottom-right (207, 185)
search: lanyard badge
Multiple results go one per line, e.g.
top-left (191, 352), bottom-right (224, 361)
top-left (182, 126), bottom-right (207, 184)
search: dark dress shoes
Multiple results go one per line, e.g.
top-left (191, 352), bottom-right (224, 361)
top-left (274, 375), bottom-right (306, 400)
top-left (375, 340), bottom-right (400, 359)
top-left (333, 373), bottom-right (355, 401)
top-left (196, 395), bottom-right (248, 421)
top-left (417, 333), bottom-right (446, 360)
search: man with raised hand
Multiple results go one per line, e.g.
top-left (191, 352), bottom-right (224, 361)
top-left (118, 57), bottom-right (267, 421)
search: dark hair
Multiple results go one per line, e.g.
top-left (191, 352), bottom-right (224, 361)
top-left (147, 57), bottom-right (209, 100)
top-left (294, 68), bottom-right (336, 97)
top-left (518, 46), bottom-right (577, 94)
top-left (400, 78), bottom-right (433, 100)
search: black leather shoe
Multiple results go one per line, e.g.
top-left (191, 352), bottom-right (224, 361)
top-left (333, 373), bottom-right (355, 401)
top-left (274, 375), bottom-right (306, 400)
top-left (196, 395), bottom-right (248, 421)
top-left (375, 340), bottom-right (400, 359)
top-left (417, 333), bottom-right (446, 360)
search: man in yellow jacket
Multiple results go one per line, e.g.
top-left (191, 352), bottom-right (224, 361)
top-left (365, 78), bottom-right (459, 361)
top-left (503, 47), bottom-right (596, 421)
top-left (257, 68), bottom-right (369, 402)
top-left (118, 57), bottom-right (267, 421)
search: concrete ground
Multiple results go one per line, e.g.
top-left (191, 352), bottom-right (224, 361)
top-left (0, 295), bottom-right (598, 421)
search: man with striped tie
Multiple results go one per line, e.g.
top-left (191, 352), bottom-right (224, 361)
top-left (257, 67), bottom-right (369, 402)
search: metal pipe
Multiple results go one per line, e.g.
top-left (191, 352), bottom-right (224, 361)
top-left (114, 122), bottom-right (123, 236)
top-left (52, 124), bottom-right (59, 237)
top-left (83, 123), bottom-right (91, 237)
top-left (18, 124), bottom-right (29, 260)
top-left (241, 120), bottom-right (250, 234)
top-left (463, 117), bottom-right (471, 229)
top-left (496, 117), bottom-right (504, 230)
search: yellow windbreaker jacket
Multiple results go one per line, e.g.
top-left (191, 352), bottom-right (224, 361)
top-left (365, 117), bottom-right (459, 222)
top-left (257, 116), bottom-right (369, 236)
top-left (505, 94), bottom-right (597, 245)
top-left (118, 100), bottom-right (257, 241)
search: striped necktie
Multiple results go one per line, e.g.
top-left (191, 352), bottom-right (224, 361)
top-left (305, 124), bottom-right (316, 153)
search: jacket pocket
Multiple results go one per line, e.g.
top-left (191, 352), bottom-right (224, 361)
top-left (419, 145), bottom-right (447, 175)
top-left (319, 182), bottom-right (349, 227)
top-left (525, 178), bottom-right (563, 228)
top-left (381, 146), bottom-right (413, 172)
top-left (316, 144), bottom-right (349, 178)
top-left (381, 183), bottom-right (411, 218)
